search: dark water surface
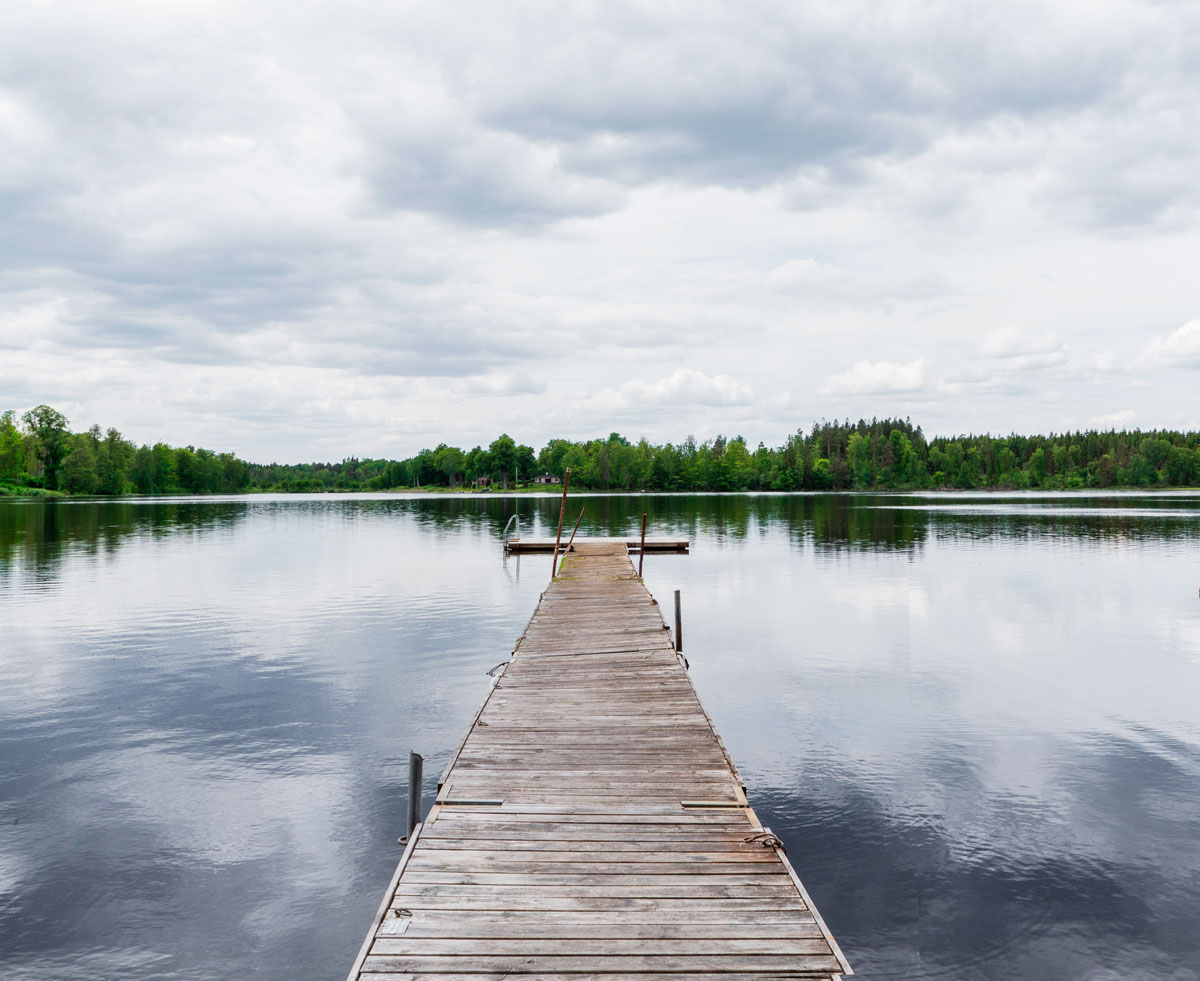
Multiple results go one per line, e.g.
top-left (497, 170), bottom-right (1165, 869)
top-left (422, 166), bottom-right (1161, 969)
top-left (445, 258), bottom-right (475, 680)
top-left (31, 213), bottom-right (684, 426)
top-left (2, 492), bottom-right (1198, 980)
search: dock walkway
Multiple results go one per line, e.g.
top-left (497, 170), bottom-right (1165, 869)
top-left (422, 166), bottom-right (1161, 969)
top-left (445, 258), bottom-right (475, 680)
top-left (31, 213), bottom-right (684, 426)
top-left (348, 540), bottom-right (851, 980)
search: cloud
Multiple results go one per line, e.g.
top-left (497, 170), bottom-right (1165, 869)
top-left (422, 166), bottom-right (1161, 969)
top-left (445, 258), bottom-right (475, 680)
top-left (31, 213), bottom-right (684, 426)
top-left (460, 368), bottom-right (546, 396)
top-left (977, 327), bottom-right (1068, 370)
top-left (980, 328), bottom-right (1063, 358)
top-left (1085, 351), bottom-right (1120, 376)
top-left (938, 364), bottom-right (1033, 397)
top-left (362, 105), bottom-right (622, 226)
top-left (819, 359), bottom-right (932, 397)
top-left (1089, 409), bottom-right (1136, 429)
top-left (1145, 321), bottom-right (1200, 368)
top-left (468, 0), bottom-right (1154, 195)
top-left (766, 258), bottom-right (953, 308)
top-left (579, 369), bottom-right (754, 414)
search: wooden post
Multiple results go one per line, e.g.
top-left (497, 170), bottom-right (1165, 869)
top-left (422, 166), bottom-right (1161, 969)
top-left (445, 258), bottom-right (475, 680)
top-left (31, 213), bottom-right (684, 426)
top-left (560, 505), bottom-right (585, 575)
top-left (406, 751), bottom-right (423, 839)
top-left (551, 468), bottom-right (570, 580)
top-left (674, 589), bottom-right (683, 653)
top-left (638, 512), bottom-right (647, 578)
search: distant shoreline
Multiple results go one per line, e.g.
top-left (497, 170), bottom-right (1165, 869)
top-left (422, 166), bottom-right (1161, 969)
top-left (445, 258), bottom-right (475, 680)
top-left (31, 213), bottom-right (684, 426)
top-left (5, 485), bottom-right (1200, 501)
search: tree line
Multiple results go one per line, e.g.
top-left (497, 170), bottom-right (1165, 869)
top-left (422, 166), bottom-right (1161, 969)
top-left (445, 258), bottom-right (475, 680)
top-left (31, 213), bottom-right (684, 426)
top-left (4, 406), bottom-right (1200, 496)
top-left (3, 406), bottom-right (250, 495)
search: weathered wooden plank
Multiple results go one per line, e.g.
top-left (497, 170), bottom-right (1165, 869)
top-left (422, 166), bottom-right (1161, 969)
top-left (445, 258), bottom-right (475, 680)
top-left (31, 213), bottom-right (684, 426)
top-left (369, 935), bottom-right (840, 949)
top-left (423, 813), bottom-right (753, 827)
top-left (385, 896), bottom-right (808, 912)
top-left (379, 923), bottom-right (825, 941)
top-left (360, 975), bottom-right (837, 981)
top-left (362, 954), bottom-right (844, 973)
top-left (444, 774), bottom-right (736, 786)
top-left (392, 882), bottom-right (800, 898)
top-left (376, 916), bottom-right (821, 939)
top-left (429, 807), bottom-right (751, 821)
top-left (418, 840), bottom-right (778, 854)
top-left (419, 829), bottom-right (770, 844)
top-left (505, 536), bottom-right (689, 552)
top-left (397, 871), bottom-right (797, 887)
top-left (408, 848), bottom-right (777, 864)
top-left (381, 909), bottom-right (818, 927)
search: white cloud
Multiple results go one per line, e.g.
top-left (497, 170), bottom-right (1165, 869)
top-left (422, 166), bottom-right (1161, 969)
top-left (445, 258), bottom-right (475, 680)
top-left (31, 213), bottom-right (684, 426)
top-left (1145, 321), bottom-right (1200, 367)
top-left (767, 259), bottom-right (851, 293)
top-left (579, 369), bottom-right (754, 414)
top-left (765, 258), bottom-right (953, 308)
top-left (819, 359), bottom-right (932, 397)
top-left (1089, 409), bottom-right (1136, 429)
top-left (1085, 351), bottom-right (1120, 375)
top-left (463, 368), bottom-right (546, 396)
top-left (980, 327), bottom-right (1064, 359)
top-left (937, 364), bottom-right (1032, 397)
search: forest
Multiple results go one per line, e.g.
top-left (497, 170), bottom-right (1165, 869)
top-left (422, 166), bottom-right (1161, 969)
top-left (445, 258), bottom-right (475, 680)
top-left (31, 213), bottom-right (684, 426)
top-left (4, 405), bottom-right (1200, 497)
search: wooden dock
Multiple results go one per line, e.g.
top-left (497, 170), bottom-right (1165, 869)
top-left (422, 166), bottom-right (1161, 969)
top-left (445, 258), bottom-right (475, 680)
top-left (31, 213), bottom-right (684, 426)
top-left (347, 540), bottom-right (851, 980)
top-left (505, 537), bottom-right (689, 554)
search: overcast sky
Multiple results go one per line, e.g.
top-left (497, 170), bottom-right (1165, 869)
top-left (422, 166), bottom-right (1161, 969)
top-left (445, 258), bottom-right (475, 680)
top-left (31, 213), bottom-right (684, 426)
top-left (2, 1), bottom-right (1198, 462)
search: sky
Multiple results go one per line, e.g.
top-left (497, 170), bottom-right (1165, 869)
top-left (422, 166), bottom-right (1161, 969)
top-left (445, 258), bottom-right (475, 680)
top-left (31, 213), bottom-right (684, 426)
top-left (2, 0), bottom-right (1199, 463)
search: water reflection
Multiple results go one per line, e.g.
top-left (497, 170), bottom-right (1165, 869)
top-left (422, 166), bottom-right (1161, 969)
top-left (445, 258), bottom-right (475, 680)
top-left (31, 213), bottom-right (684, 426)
top-left (4, 493), bottom-right (1198, 581)
top-left (1, 492), bottom-right (1199, 980)
top-left (751, 723), bottom-right (1200, 979)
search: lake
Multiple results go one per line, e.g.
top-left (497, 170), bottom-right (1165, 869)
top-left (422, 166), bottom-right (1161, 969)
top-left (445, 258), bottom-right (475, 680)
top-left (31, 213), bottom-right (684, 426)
top-left (2, 491), bottom-right (1198, 980)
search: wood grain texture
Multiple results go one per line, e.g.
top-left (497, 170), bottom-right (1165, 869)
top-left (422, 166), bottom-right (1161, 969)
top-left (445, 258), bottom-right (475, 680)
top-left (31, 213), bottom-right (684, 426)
top-left (347, 541), bottom-right (851, 981)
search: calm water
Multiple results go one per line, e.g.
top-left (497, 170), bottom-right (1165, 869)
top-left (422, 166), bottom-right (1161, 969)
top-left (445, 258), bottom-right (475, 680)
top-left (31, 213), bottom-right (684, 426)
top-left (2, 492), bottom-right (1199, 980)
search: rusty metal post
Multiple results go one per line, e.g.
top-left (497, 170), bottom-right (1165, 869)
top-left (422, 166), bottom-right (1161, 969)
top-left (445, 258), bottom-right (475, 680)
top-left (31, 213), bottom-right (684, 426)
top-left (560, 505), bottom-right (585, 575)
top-left (638, 512), bottom-right (647, 578)
top-left (551, 468), bottom-right (570, 580)
top-left (674, 589), bottom-right (682, 653)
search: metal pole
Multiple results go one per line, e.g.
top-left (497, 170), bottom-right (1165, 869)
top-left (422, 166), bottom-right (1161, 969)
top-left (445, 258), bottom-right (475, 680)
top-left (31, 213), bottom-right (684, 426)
top-left (638, 513), bottom-right (647, 578)
top-left (560, 505), bottom-right (585, 575)
top-left (674, 589), bottom-right (683, 653)
top-left (551, 468), bottom-right (570, 580)
top-left (407, 751), bottom-right (423, 839)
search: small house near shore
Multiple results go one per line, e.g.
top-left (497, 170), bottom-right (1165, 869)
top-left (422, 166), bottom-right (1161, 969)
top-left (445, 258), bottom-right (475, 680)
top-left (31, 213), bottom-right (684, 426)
top-left (533, 473), bottom-right (561, 486)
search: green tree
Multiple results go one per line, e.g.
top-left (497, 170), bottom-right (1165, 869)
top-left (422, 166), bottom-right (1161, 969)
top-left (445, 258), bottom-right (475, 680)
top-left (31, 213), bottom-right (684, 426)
top-left (717, 436), bottom-right (755, 490)
top-left (537, 439), bottom-right (572, 478)
top-left (61, 435), bottom-right (100, 493)
top-left (1165, 445), bottom-right (1198, 485)
top-left (846, 432), bottom-right (871, 488)
top-left (1029, 447), bottom-right (1048, 486)
top-left (811, 457), bottom-right (833, 489)
top-left (0, 410), bottom-right (24, 482)
top-left (464, 446), bottom-right (486, 483)
top-left (174, 446), bottom-right (197, 492)
top-left (99, 428), bottom-right (132, 495)
top-left (487, 434), bottom-right (518, 489)
top-left (22, 405), bottom-right (71, 489)
top-left (995, 447), bottom-right (1017, 485)
top-left (434, 444), bottom-right (465, 487)
top-left (1126, 452), bottom-right (1155, 487)
top-left (152, 443), bottom-right (176, 492)
top-left (515, 443), bottom-right (537, 487)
